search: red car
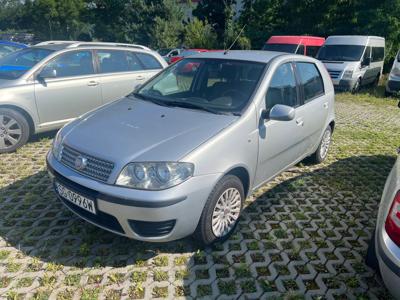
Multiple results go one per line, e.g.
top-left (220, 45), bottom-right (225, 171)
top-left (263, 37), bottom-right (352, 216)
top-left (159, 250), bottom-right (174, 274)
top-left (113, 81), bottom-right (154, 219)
top-left (262, 36), bottom-right (325, 57)
top-left (169, 49), bottom-right (210, 64)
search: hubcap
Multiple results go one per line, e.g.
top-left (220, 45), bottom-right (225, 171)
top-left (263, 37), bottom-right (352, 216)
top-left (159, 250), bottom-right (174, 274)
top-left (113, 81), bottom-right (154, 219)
top-left (0, 114), bottom-right (22, 150)
top-left (319, 129), bottom-right (331, 159)
top-left (211, 188), bottom-right (241, 238)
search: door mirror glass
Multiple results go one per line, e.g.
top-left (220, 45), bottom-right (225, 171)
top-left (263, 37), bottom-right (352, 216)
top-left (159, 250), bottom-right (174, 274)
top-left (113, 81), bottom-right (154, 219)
top-left (269, 104), bottom-right (295, 121)
top-left (39, 68), bottom-right (57, 79)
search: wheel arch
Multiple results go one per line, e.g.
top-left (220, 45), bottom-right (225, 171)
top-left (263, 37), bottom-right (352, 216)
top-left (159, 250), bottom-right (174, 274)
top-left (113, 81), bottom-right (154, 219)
top-left (0, 104), bottom-right (35, 136)
top-left (224, 166), bottom-right (251, 198)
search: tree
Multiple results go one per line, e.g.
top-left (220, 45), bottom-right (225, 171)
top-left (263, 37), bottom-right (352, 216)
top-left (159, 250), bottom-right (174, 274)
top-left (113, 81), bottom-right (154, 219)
top-left (151, 0), bottom-right (185, 49)
top-left (0, 0), bottom-right (25, 31)
top-left (183, 17), bottom-right (217, 49)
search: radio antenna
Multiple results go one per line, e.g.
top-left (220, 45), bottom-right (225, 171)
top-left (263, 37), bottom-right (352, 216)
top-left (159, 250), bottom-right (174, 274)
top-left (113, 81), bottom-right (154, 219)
top-left (224, 24), bottom-right (246, 55)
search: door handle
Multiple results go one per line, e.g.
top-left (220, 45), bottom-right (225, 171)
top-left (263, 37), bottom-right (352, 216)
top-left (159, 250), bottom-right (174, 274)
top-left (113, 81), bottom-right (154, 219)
top-left (136, 75), bottom-right (145, 81)
top-left (323, 102), bottom-right (329, 109)
top-left (296, 118), bottom-right (304, 126)
top-left (87, 81), bottom-right (99, 86)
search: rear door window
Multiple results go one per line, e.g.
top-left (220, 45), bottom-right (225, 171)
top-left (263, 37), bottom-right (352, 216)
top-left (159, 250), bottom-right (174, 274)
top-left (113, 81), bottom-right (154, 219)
top-left (97, 50), bottom-right (130, 73)
top-left (295, 62), bottom-right (324, 103)
top-left (136, 53), bottom-right (162, 70)
top-left (266, 63), bottom-right (298, 110)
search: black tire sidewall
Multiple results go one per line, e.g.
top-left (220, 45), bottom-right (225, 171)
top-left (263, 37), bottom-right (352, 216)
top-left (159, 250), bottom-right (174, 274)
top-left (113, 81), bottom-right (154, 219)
top-left (195, 175), bottom-right (244, 245)
top-left (0, 108), bottom-right (30, 153)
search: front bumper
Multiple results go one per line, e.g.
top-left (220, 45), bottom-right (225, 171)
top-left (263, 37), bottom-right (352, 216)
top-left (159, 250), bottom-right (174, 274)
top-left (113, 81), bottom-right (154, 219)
top-left (46, 151), bottom-right (221, 242)
top-left (377, 229), bottom-right (400, 299)
top-left (332, 78), bottom-right (357, 92)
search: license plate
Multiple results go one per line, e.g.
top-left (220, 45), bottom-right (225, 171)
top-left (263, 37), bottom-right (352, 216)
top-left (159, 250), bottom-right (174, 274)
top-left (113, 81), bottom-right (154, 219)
top-left (55, 181), bottom-right (96, 214)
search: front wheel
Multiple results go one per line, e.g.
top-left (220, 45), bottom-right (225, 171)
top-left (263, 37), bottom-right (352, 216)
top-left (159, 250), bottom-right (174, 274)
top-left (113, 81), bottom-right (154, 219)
top-left (193, 175), bottom-right (244, 245)
top-left (309, 126), bottom-right (332, 164)
top-left (0, 108), bottom-right (30, 154)
top-left (351, 78), bottom-right (361, 94)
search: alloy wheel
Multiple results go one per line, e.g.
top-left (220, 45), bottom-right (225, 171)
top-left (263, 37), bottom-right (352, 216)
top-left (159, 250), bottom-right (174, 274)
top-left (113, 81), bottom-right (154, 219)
top-left (319, 129), bottom-right (331, 159)
top-left (0, 114), bottom-right (23, 150)
top-left (211, 187), bottom-right (241, 238)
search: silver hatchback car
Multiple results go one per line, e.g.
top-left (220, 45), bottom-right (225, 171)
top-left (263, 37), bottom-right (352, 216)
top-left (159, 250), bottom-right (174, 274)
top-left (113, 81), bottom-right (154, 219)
top-left (47, 51), bottom-right (335, 245)
top-left (0, 41), bottom-right (167, 153)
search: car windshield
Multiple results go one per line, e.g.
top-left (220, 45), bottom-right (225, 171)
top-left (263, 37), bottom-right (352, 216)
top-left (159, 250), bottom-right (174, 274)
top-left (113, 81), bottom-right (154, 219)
top-left (134, 58), bottom-right (266, 115)
top-left (0, 47), bottom-right (53, 79)
top-left (158, 48), bottom-right (172, 56)
top-left (317, 45), bottom-right (365, 62)
top-left (262, 43), bottom-right (298, 53)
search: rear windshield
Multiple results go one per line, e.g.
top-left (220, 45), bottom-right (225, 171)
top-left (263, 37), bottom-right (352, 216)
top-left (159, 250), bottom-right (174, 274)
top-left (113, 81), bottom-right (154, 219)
top-left (262, 43), bottom-right (298, 53)
top-left (317, 45), bottom-right (365, 62)
top-left (0, 47), bottom-right (54, 79)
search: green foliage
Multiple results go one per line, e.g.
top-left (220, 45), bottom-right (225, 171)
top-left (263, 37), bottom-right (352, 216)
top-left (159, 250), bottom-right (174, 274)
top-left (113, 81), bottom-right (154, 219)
top-left (183, 17), bottom-right (217, 49)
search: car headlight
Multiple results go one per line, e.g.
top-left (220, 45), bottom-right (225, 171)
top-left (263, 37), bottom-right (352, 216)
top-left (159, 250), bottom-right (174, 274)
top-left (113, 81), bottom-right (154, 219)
top-left (342, 70), bottom-right (353, 79)
top-left (116, 162), bottom-right (194, 190)
top-left (52, 130), bottom-right (64, 161)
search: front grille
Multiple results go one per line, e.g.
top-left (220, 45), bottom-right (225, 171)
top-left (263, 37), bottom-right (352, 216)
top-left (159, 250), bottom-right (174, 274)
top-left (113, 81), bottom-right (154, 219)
top-left (129, 220), bottom-right (176, 237)
top-left (52, 168), bottom-right (125, 234)
top-left (327, 69), bottom-right (341, 79)
top-left (61, 145), bottom-right (114, 183)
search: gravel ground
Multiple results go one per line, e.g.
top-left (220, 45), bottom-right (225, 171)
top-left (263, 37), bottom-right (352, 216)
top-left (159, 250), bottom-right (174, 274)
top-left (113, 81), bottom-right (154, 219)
top-left (0, 93), bottom-right (399, 300)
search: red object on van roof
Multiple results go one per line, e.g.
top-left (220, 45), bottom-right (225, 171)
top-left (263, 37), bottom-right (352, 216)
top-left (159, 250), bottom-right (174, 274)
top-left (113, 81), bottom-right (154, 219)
top-left (266, 36), bottom-right (325, 46)
top-left (263, 36), bottom-right (325, 57)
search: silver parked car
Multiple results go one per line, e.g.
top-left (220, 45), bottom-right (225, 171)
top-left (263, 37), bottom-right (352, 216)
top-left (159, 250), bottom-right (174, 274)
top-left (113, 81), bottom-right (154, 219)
top-left (0, 41), bottom-right (167, 153)
top-left (46, 50), bottom-right (335, 245)
top-left (367, 102), bottom-right (400, 298)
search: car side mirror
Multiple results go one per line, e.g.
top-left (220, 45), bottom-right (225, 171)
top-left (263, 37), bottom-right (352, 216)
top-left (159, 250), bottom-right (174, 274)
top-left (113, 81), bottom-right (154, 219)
top-left (268, 104), bottom-right (295, 121)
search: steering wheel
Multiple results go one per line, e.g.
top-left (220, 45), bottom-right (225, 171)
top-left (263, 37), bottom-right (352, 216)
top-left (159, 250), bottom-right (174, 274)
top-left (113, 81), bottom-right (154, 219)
top-left (221, 89), bottom-right (246, 99)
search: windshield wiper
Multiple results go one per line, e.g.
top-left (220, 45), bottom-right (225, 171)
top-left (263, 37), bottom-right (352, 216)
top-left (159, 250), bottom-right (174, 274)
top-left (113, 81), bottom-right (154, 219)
top-left (165, 100), bottom-right (226, 115)
top-left (131, 92), bottom-right (169, 107)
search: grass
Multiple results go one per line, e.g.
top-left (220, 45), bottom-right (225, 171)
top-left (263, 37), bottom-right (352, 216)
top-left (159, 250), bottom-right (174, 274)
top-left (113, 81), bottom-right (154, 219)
top-left (0, 85), bottom-right (398, 299)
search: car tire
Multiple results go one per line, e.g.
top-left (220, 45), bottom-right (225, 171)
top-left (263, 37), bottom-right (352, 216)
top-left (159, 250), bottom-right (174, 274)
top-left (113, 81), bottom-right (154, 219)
top-left (193, 175), bottom-right (244, 245)
top-left (309, 126), bottom-right (332, 164)
top-left (351, 78), bottom-right (361, 94)
top-left (372, 74), bottom-right (380, 87)
top-left (0, 108), bottom-right (30, 154)
top-left (366, 229), bottom-right (379, 272)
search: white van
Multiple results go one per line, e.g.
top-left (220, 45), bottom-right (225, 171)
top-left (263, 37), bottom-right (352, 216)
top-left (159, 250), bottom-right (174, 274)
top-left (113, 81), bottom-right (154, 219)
top-left (386, 50), bottom-right (400, 96)
top-left (317, 36), bottom-right (385, 93)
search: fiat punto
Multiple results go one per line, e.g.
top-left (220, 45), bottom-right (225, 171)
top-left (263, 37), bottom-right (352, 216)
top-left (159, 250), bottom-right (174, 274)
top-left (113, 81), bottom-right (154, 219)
top-left (47, 50), bottom-right (335, 245)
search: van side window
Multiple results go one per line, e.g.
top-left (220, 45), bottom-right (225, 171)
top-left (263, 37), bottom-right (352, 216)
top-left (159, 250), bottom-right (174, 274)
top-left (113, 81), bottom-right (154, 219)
top-left (265, 63), bottom-right (298, 110)
top-left (296, 45), bottom-right (305, 55)
top-left (295, 62), bottom-right (324, 103)
top-left (372, 47), bottom-right (384, 62)
top-left (306, 46), bottom-right (320, 57)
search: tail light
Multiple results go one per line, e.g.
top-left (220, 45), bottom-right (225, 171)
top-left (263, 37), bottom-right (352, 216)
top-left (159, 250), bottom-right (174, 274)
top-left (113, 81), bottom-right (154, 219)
top-left (385, 191), bottom-right (400, 246)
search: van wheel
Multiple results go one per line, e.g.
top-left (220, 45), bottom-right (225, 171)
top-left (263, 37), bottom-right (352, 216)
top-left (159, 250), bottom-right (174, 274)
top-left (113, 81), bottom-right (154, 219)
top-left (372, 74), bottom-right (380, 87)
top-left (309, 126), bottom-right (332, 164)
top-left (351, 78), bottom-right (361, 94)
top-left (0, 108), bottom-right (30, 154)
top-left (193, 175), bottom-right (244, 245)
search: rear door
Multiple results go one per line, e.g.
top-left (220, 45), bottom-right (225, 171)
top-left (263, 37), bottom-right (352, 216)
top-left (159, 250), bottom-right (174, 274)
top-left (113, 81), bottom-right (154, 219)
top-left (34, 50), bottom-right (102, 126)
top-left (294, 61), bottom-right (329, 151)
top-left (95, 50), bottom-right (163, 104)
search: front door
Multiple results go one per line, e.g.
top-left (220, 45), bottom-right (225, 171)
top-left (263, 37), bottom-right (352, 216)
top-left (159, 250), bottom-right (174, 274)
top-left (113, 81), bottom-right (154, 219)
top-left (254, 62), bottom-right (308, 186)
top-left (34, 50), bottom-right (102, 127)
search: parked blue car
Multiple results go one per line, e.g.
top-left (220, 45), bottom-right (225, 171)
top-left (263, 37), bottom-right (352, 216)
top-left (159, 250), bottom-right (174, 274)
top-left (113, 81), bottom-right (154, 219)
top-left (0, 40), bottom-right (27, 58)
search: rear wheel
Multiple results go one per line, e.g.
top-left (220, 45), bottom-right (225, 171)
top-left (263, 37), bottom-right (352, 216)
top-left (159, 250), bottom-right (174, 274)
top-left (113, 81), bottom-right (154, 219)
top-left (309, 126), bottom-right (332, 164)
top-left (193, 175), bottom-right (244, 245)
top-left (372, 74), bottom-right (380, 87)
top-left (0, 108), bottom-right (30, 154)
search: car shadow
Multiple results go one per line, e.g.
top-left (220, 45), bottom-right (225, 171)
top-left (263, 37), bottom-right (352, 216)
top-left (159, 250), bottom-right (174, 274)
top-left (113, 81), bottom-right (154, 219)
top-left (0, 154), bottom-right (395, 271)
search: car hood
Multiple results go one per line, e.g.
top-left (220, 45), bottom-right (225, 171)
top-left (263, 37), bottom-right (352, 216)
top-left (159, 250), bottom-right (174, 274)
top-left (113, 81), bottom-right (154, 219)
top-left (63, 96), bottom-right (238, 168)
top-left (0, 78), bottom-right (17, 88)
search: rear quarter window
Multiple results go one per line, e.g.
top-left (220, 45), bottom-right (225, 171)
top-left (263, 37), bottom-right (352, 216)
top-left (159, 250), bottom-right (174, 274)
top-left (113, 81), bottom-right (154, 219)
top-left (295, 62), bottom-right (324, 103)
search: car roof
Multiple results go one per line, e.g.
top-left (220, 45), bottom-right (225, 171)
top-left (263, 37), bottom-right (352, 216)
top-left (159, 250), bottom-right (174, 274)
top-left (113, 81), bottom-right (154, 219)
top-left (266, 36), bottom-right (325, 46)
top-left (325, 35), bottom-right (385, 46)
top-left (30, 44), bottom-right (69, 51)
top-left (0, 40), bottom-right (28, 48)
top-left (188, 50), bottom-right (287, 64)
